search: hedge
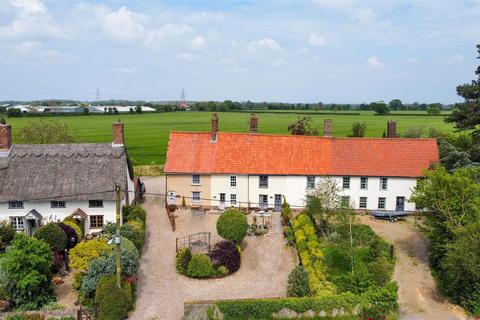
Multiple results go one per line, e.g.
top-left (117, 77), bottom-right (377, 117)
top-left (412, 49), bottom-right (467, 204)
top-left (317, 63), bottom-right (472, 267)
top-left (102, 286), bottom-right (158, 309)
top-left (216, 282), bottom-right (398, 320)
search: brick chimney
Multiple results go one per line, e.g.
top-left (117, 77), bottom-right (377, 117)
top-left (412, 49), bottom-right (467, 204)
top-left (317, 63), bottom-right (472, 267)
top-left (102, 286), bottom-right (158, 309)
top-left (387, 120), bottom-right (397, 138)
top-left (249, 113), bottom-right (258, 133)
top-left (0, 123), bottom-right (12, 152)
top-left (113, 120), bottom-right (124, 146)
top-left (211, 113), bottom-right (218, 142)
top-left (324, 119), bottom-right (332, 137)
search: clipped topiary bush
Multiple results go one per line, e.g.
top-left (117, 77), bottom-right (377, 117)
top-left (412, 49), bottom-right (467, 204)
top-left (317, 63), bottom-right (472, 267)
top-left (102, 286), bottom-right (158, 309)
top-left (62, 220), bottom-right (82, 240)
top-left (176, 248), bottom-right (192, 275)
top-left (0, 220), bottom-right (15, 252)
top-left (287, 266), bottom-right (311, 297)
top-left (34, 223), bottom-right (67, 252)
top-left (186, 254), bottom-right (213, 278)
top-left (58, 223), bottom-right (78, 249)
top-left (208, 240), bottom-right (241, 274)
top-left (216, 209), bottom-right (248, 243)
top-left (70, 238), bottom-right (112, 271)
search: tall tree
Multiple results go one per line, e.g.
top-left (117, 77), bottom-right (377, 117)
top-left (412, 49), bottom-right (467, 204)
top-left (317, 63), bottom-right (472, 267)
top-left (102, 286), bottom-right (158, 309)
top-left (446, 44), bottom-right (480, 141)
top-left (388, 99), bottom-right (403, 111)
top-left (18, 120), bottom-right (75, 144)
top-left (287, 116), bottom-right (319, 136)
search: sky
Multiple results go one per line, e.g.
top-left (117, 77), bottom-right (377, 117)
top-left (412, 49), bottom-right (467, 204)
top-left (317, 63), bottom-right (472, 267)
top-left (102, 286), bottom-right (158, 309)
top-left (0, 0), bottom-right (479, 103)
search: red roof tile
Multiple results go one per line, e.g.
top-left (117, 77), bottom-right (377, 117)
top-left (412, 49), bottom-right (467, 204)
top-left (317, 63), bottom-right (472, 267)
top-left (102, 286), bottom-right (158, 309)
top-left (164, 132), bottom-right (439, 177)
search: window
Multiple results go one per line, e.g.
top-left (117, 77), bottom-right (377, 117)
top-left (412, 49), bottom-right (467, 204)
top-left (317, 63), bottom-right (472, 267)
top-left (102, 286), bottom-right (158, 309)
top-left (192, 175), bottom-right (200, 184)
top-left (307, 176), bottom-right (315, 189)
top-left (360, 177), bottom-right (368, 190)
top-left (378, 197), bottom-right (386, 209)
top-left (219, 193), bottom-right (226, 203)
top-left (230, 194), bottom-right (237, 205)
top-left (90, 215), bottom-right (104, 229)
top-left (359, 197), bottom-right (367, 209)
top-left (342, 177), bottom-right (350, 189)
top-left (259, 195), bottom-right (268, 208)
top-left (259, 175), bottom-right (268, 188)
top-left (230, 176), bottom-right (237, 187)
top-left (192, 192), bottom-right (201, 203)
top-left (341, 196), bottom-right (350, 206)
top-left (8, 201), bottom-right (23, 209)
top-left (10, 217), bottom-right (24, 230)
top-left (51, 200), bottom-right (66, 208)
top-left (89, 200), bottom-right (103, 208)
top-left (380, 177), bottom-right (388, 190)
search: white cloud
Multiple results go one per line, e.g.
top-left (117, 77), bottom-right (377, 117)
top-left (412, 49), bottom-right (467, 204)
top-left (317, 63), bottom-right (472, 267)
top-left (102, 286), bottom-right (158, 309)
top-left (250, 37), bottom-right (283, 51)
top-left (11, 41), bottom-right (77, 64)
top-left (177, 52), bottom-right (195, 61)
top-left (366, 55), bottom-right (384, 67)
top-left (191, 35), bottom-right (206, 49)
top-left (96, 6), bottom-right (145, 42)
top-left (309, 33), bottom-right (327, 46)
top-left (11, 0), bottom-right (46, 14)
top-left (355, 8), bottom-right (377, 25)
top-left (449, 54), bottom-right (464, 64)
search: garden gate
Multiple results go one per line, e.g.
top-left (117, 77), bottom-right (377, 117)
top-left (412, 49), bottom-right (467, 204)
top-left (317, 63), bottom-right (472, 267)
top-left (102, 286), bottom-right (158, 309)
top-left (176, 232), bottom-right (211, 253)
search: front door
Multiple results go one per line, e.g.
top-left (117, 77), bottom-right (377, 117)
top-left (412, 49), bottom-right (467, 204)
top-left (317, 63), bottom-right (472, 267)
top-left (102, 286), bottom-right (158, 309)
top-left (219, 193), bottom-right (226, 210)
top-left (274, 194), bottom-right (282, 212)
top-left (259, 195), bottom-right (268, 209)
top-left (396, 197), bottom-right (405, 211)
top-left (26, 219), bottom-right (38, 237)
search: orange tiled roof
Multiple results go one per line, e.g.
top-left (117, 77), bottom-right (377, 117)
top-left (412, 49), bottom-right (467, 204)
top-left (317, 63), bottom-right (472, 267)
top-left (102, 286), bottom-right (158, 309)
top-left (164, 132), bottom-right (439, 177)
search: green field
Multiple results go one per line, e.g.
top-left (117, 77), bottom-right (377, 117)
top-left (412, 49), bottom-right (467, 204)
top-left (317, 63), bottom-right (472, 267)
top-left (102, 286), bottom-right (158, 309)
top-left (6, 111), bottom-right (454, 165)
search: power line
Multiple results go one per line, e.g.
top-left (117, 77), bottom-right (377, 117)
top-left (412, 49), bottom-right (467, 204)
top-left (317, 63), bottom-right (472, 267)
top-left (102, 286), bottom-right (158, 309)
top-left (0, 189), bottom-right (116, 205)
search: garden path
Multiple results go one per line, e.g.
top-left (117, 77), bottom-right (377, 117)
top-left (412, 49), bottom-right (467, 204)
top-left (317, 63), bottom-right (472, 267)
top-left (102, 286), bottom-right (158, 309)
top-left (130, 176), bottom-right (296, 320)
top-left (360, 216), bottom-right (471, 320)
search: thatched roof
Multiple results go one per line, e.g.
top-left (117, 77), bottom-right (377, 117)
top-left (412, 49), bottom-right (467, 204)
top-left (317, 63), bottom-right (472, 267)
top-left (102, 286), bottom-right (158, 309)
top-left (0, 143), bottom-right (133, 202)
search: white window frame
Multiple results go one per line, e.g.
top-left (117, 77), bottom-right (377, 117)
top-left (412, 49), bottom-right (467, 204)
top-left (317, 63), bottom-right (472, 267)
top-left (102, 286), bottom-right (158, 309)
top-left (306, 176), bottom-right (315, 189)
top-left (230, 176), bottom-right (237, 187)
top-left (192, 175), bottom-right (201, 185)
top-left (342, 177), bottom-right (350, 189)
top-left (360, 177), bottom-right (368, 190)
top-left (378, 197), bottom-right (386, 209)
top-left (380, 177), bottom-right (388, 190)
top-left (8, 201), bottom-right (23, 209)
top-left (230, 194), bottom-right (237, 205)
top-left (219, 193), bottom-right (226, 203)
top-left (51, 200), bottom-right (66, 208)
top-left (192, 191), bottom-right (201, 203)
top-left (10, 217), bottom-right (25, 230)
top-left (359, 197), bottom-right (367, 209)
top-left (259, 175), bottom-right (268, 188)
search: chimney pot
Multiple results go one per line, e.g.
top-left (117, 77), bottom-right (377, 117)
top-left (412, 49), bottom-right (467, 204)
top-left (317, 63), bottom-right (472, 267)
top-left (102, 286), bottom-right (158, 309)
top-left (387, 120), bottom-right (397, 138)
top-left (249, 113), bottom-right (258, 133)
top-left (113, 121), bottom-right (124, 146)
top-left (0, 123), bottom-right (12, 151)
top-left (324, 119), bottom-right (332, 137)
top-left (211, 113), bottom-right (219, 142)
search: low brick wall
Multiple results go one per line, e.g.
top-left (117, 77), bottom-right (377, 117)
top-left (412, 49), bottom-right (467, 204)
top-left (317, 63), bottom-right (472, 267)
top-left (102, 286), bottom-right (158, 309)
top-left (0, 309), bottom-right (77, 319)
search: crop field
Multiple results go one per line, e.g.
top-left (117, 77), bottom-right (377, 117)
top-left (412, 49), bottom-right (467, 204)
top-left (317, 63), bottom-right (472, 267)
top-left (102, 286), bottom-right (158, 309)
top-left (7, 111), bottom-right (454, 165)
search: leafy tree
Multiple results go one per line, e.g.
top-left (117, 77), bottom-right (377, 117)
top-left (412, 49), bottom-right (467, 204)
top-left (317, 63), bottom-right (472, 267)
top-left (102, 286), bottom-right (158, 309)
top-left (446, 44), bottom-right (480, 142)
top-left (135, 106), bottom-right (142, 113)
top-left (287, 116), bottom-right (319, 136)
top-left (18, 120), bottom-right (74, 144)
top-left (34, 222), bottom-right (67, 252)
top-left (1, 234), bottom-right (54, 308)
top-left (388, 99), bottom-right (403, 111)
top-left (411, 166), bottom-right (480, 314)
top-left (281, 196), bottom-right (292, 226)
top-left (350, 122), bottom-right (367, 137)
top-left (0, 220), bottom-right (15, 252)
top-left (370, 102), bottom-right (390, 115)
top-left (427, 104), bottom-right (441, 115)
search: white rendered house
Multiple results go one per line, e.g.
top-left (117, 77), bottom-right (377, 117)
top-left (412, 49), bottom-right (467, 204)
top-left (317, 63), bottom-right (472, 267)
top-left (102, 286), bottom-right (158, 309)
top-left (0, 121), bottom-right (140, 236)
top-left (164, 114), bottom-right (439, 213)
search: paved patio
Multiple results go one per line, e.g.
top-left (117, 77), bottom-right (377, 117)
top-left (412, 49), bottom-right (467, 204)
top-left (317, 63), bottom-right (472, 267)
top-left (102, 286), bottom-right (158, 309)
top-left (129, 177), bottom-right (296, 320)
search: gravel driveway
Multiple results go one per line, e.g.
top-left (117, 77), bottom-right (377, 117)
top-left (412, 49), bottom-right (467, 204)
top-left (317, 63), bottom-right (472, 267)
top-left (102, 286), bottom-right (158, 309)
top-left (129, 176), bottom-right (296, 320)
top-left (360, 216), bottom-right (471, 320)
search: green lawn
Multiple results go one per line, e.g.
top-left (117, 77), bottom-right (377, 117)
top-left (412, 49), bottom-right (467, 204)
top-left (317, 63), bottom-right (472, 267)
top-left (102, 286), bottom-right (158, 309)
top-left (6, 111), bottom-right (454, 165)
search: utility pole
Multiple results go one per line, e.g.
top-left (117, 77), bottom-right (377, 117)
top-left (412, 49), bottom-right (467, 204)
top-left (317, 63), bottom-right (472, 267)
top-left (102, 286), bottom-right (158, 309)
top-left (115, 183), bottom-right (121, 288)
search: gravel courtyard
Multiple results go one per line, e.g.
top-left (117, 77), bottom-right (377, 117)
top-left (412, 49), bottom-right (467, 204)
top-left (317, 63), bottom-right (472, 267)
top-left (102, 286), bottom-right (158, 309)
top-left (129, 176), bottom-right (296, 320)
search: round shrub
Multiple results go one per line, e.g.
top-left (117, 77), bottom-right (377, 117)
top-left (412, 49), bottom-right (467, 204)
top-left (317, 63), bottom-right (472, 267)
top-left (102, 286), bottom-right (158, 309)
top-left (95, 275), bottom-right (133, 312)
top-left (216, 209), bottom-right (248, 243)
top-left (176, 248), bottom-right (192, 275)
top-left (81, 237), bottom-right (139, 297)
top-left (120, 222), bottom-right (145, 250)
top-left (58, 223), bottom-right (78, 249)
top-left (63, 220), bottom-right (82, 240)
top-left (0, 220), bottom-right (16, 252)
top-left (34, 223), bottom-right (67, 252)
top-left (287, 266), bottom-right (311, 297)
top-left (70, 238), bottom-right (112, 271)
top-left (208, 240), bottom-right (241, 274)
top-left (186, 254), bottom-right (213, 278)
top-left (95, 276), bottom-right (130, 320)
